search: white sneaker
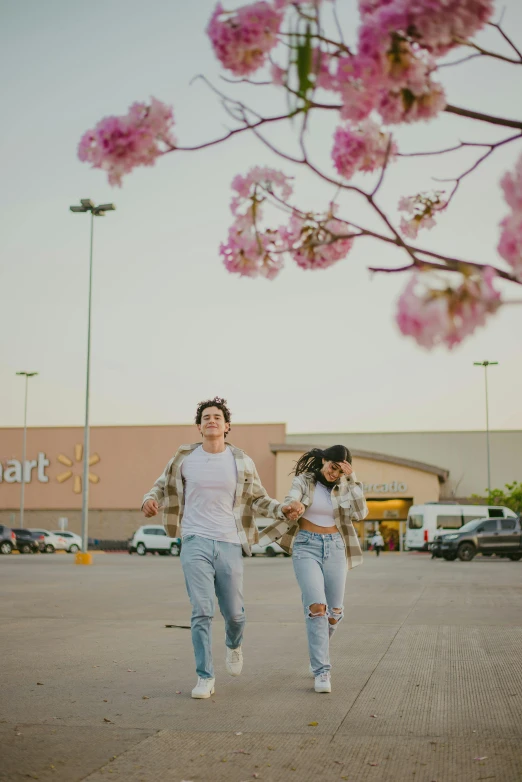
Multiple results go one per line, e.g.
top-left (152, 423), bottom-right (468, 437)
top-left (314, 672), bottom-right (331, 693)
top-left (191, 677), bottom-right (215, 699)
top-left (225, 646), bottom-right (243, 676)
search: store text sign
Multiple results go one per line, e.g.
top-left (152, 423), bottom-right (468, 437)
top-left (363, 481), bottom-right (408, 494)
top-left (0, 453), bottom-right (49, 483)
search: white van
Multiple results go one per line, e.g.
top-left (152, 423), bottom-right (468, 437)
top-left (405, 503), bottom-right (517, 551)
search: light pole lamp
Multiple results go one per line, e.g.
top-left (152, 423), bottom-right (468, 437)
top-left (70, 199), bottom-right (115, 562)
top-left (16, 371), bottom-right (38, 528)
top-left (473, 360), bottom-right (498, 493)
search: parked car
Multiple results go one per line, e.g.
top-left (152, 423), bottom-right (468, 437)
top-left (0, 525), bottom-right (16, 554)
top-left (433, 516), bottom-right (522, 562)
top-left (12, 529), bottom-right (40, 554)
top-left (51, 530), bottom-right (82, 553)
top-left (405, 502), bottom-right (517, 551)
top-left (128, 525), bottom-right (181, 556)
top-left (29, 529), bottom-right (68, 553)
top-left (251, 526), bottom-right (289, 557)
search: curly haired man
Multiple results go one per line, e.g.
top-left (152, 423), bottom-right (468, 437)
top-left (142, 397), bottom-right (303, 698)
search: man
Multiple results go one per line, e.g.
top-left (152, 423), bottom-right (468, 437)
top-left (370, 529), bottom-right (384, 557)
top-left (142, 397), bottom-right (303, 699)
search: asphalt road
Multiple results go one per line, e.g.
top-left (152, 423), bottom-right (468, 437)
top-left (1, 550), bottom-right (521, 781)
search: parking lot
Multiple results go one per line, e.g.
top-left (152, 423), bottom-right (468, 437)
top-left (1, 551), bottom-right (522, 781)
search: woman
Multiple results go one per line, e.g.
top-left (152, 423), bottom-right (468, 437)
top-left (259, 445), bottom-right (368, 693)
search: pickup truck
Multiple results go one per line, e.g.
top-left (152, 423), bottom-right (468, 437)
top-left (431, 516), bottom-right (522, 562)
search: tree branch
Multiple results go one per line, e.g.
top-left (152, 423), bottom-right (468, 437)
top-left (488, 20), bottom-right (522, 61)
top-left (445, 104), bottom-right (522, 130)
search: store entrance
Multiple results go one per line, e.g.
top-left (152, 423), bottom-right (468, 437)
top-left (353, 498), bottom-right (413, 551)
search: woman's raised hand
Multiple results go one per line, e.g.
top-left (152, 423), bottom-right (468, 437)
top-left (339, 461), bottom-right (353, 477)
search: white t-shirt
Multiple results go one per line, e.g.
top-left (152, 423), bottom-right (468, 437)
top-left (304, 482), bottom-right (336, 528)
top-left (181, 445), bottom-right (240, 544)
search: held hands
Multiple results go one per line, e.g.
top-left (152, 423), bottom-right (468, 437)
top-left (282, 500), bottom-right (305, 521)
top-left (142, 499), bottom-right (160, 518)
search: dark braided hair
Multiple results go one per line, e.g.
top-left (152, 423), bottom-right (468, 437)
top-left (195, 397), bottom-right (232, 438)
top-left (294, 445), bottom-right (351, 487)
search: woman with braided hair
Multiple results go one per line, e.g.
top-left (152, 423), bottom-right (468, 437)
top-left (260, 445), bottom-right (368, 693)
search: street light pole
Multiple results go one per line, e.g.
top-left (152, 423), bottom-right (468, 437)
top-left (473, 360), bottom-right (498, 493)
top-left (70, 199), bottom-right (116, 561)
top-left (16, 371), bottom-right (38, 528)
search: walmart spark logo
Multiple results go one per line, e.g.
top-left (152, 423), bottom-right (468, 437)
top-left (56, 444), bottom-right (101, 494)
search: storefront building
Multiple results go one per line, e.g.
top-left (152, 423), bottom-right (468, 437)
top-left (0, 423), bottom-right (462, 547)
top-left (0, 423), bottom-right (284, 542)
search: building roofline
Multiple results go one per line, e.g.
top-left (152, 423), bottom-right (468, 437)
top-left (270, 443), bottom-right (449, 482)
top-left (286, 429), bottom-right (522, 436)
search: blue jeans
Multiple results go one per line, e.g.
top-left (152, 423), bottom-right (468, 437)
top-left (292, 531), bottom-right (347, 676)
top-left (180, 535), bottom-right (245, 679)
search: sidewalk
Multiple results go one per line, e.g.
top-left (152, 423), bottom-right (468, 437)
top-left (1, 553), bottom-right (521, 781)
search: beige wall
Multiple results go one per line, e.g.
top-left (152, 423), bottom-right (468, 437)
top-left (0, 423), bottom-right (285, 512)
top-left (275, 450), bottom-right (440, 506)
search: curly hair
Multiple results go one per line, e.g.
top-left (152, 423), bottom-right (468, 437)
top-left (195, 396), bottom-right (232, 437)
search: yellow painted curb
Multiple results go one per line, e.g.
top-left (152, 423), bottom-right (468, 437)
top-left (75, 552), bottom-right (94, 566)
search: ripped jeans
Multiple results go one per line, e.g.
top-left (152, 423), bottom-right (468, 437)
top-left (292, 531), bottom-right (347, 676)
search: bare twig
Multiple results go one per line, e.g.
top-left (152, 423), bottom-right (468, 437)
top-left (172, 110), bottom-right (302, 153)
top-left (488, 20), bottom-right (522, 61)
top-left (438, 53), bottom-right (483, 68)
top-left (433, 132), bottom-right (522, 205)
top-left (445, 104), bottom-right (522, 130)
top-left (456, 38), bottom-right (522, 65)
top-left (371, 135), bottom-right (394, 197)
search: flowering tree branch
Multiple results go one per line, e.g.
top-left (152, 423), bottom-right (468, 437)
top-left (77, 0), bottom-right (522, 351)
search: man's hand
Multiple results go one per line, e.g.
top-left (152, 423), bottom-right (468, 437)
top-left (142, 499), bottom-right (160, 518)
top-left (282, 500), bottom-right (305, 521)
top-left (340, 461), bottom-right (353, 477)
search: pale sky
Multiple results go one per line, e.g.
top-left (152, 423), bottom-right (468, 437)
top-left (1, 0), bottom-right (521, 434)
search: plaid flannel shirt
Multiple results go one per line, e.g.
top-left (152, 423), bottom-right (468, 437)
top-left (259, 472), bottom-right (368, 569)
top-left (142, 442), bottom-right (285, 556)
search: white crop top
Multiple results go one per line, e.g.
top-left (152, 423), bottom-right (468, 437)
top-left (304, 482), bottom-right (336, 527)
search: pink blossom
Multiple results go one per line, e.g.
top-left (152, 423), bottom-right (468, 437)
top-left (206, 2), bottom-right (282, 76)
top-left (498, 213), bottom-right (522, 281)
top-left (335, 55), bottom-right (380, 121)
top-left (398, 196), bottom-right (416, 214)
top-left (78, 98), bottom-right (175, 186)
top-left (220, 220), bottom-right (284, 279)
top-left (396, 267), bottom-right (501, 349)
top-left (284, 212), bottom-right (354, 270)
top-left (332, 119), bottom-right (396, 180)
top-left (270, 61), bottom-right (286, 85)
top-left (378, 81), bottom-right (446, 124)
top-left (230, 166), bottom-right (293, 216)
top-left (500, 154), bottom-right (522, 212)
top-left (398, 191), bottom-right (446, 237)
top-left (361, 0), bottom-right (494, 57)
top-left (359, 0), bottom-right (394, 17)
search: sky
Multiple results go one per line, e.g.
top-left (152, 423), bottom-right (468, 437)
top-left (1, 0), bottom-right (521, 435)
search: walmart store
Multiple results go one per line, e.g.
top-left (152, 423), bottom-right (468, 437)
top-left (1, 423), bottom-right (521, 548)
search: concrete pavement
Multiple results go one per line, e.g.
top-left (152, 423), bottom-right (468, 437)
top-left (1, 551), bottom-right (521, 781)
